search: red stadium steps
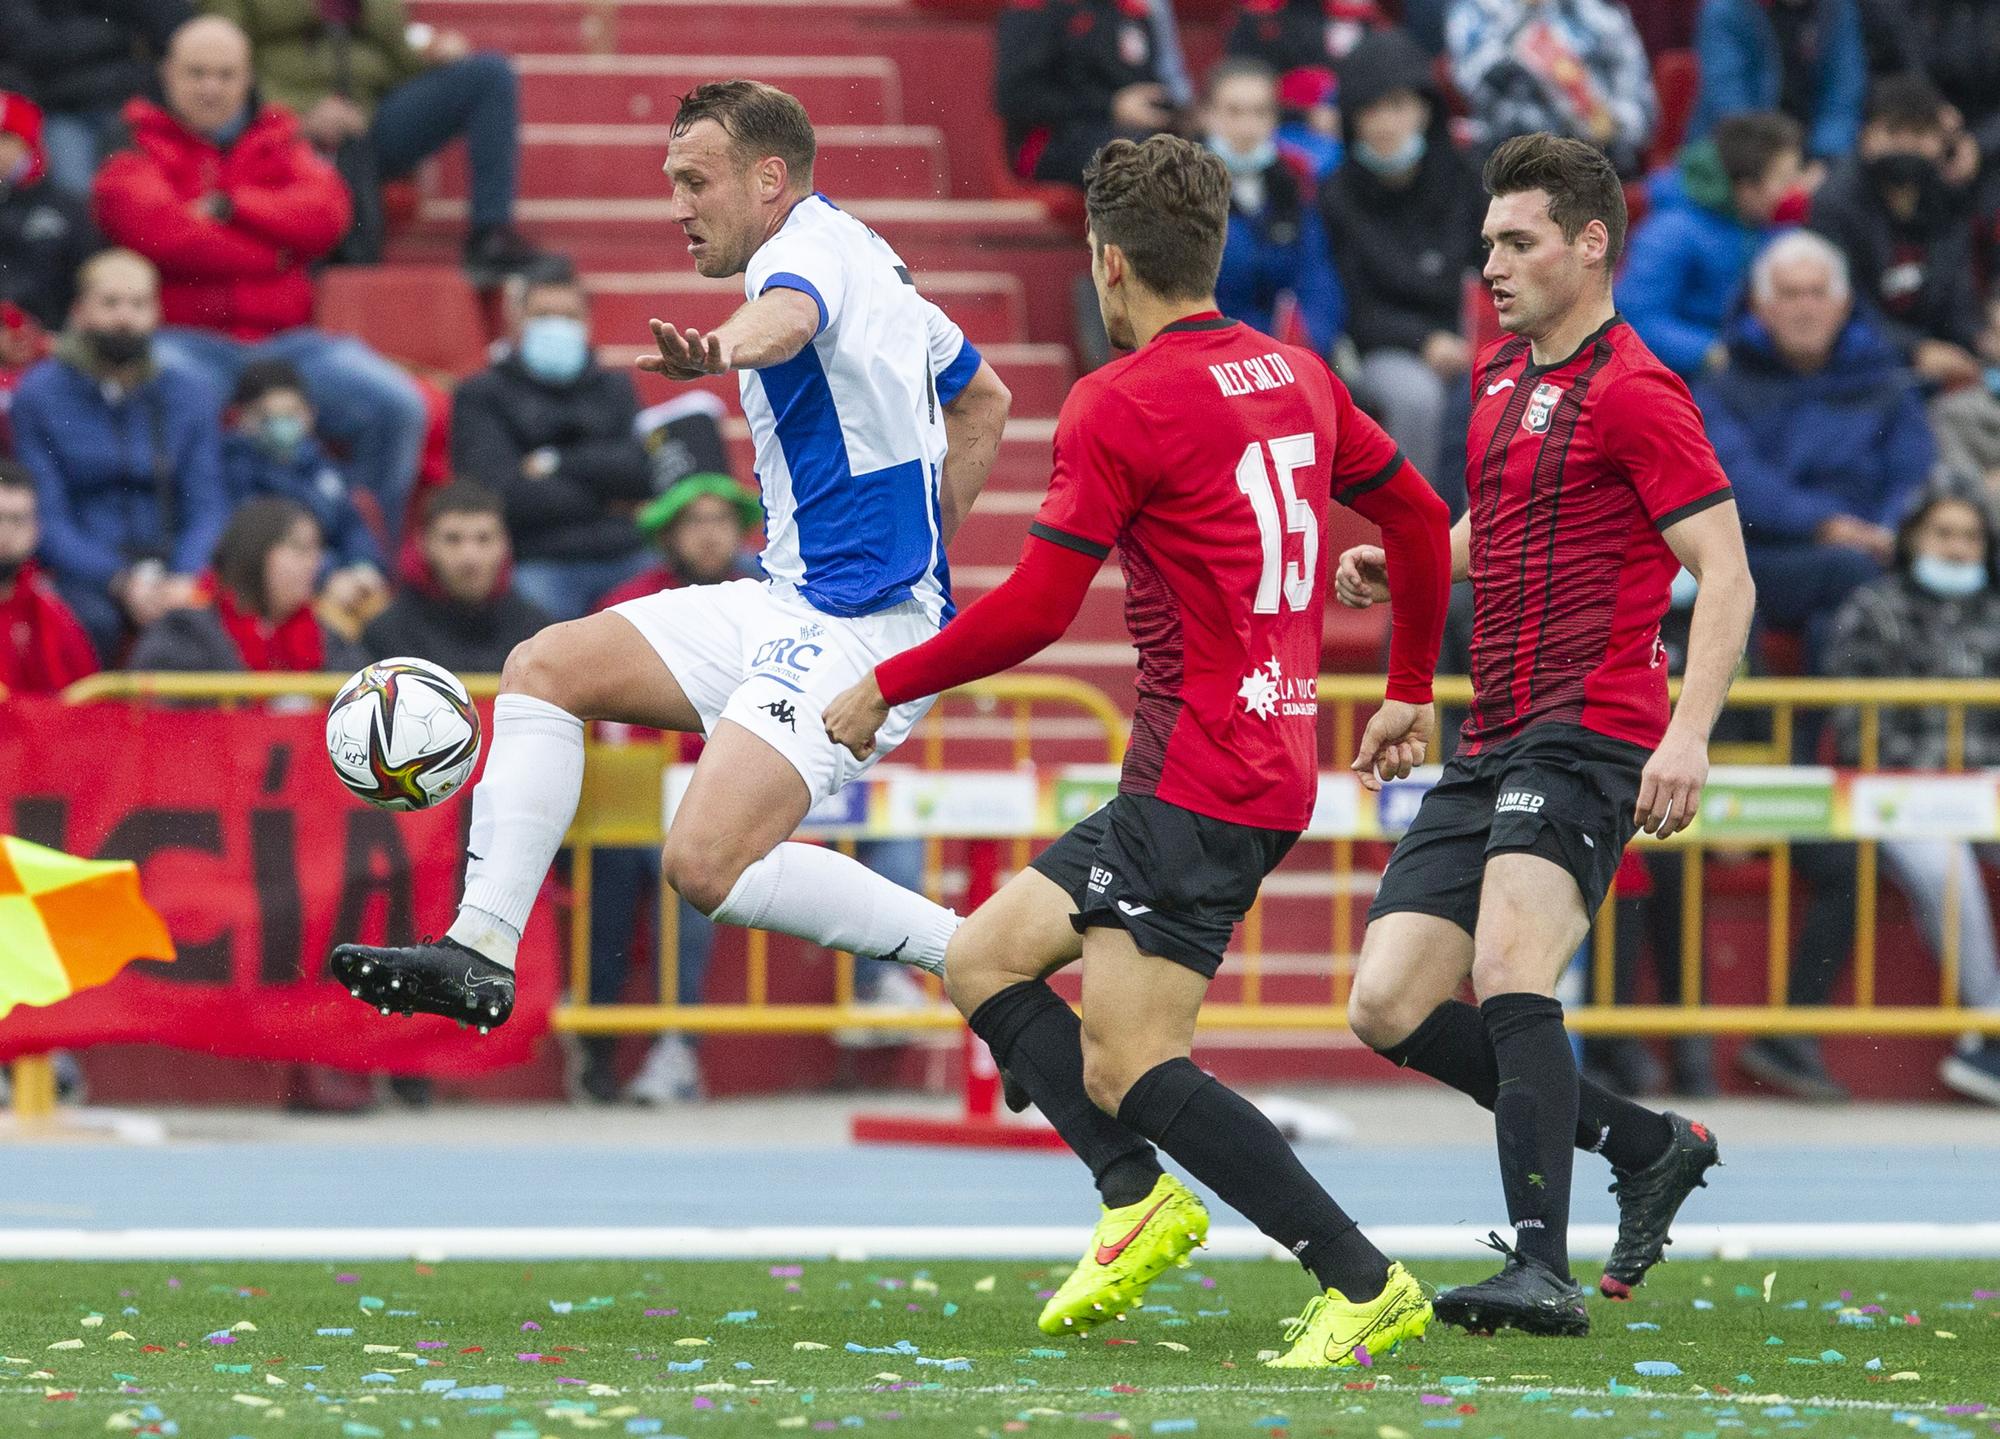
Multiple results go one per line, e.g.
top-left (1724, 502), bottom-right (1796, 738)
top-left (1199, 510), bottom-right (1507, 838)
top-left (428, 123), bottom-right (951, 203)
top-left (408, 0), bottom-right (906, 57)
top-left (516, 54), bottom-right (902, 127)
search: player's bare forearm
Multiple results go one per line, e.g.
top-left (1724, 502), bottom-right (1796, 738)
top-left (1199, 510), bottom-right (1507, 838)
top-left (641, 289), bottom-right (821, 379)
top-left (939, 361), bottom-right (1010, 544)
top-left (1637, 500), bottom-right (1752, 838)
top-left (1449, 512), bottom-right (1471, 583)
top-left (1663, 502), bottom-right (1754, 744)
top-left (715, 288), bottom-right (822, 370)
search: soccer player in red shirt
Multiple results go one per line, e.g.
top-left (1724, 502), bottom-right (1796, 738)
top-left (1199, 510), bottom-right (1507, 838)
top-left (825, 135), bottom-right (1454, 1367)
top-left (1335, 134), bottom-right (1757, 1336)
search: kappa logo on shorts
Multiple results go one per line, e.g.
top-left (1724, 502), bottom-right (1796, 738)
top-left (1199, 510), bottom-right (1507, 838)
top-left (762, 699), bottom-right (798, 731)
top-left (1495, 790), bottom-right (1546, 815)
top-left (1088, 865), bottom-right (1115, 893)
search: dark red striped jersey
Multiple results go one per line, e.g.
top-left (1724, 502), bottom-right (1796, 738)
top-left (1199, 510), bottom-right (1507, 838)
top-left (1460, 315), bottom-right (1733, 754)
top-left (1032, 313), bottom-right (1405, 831)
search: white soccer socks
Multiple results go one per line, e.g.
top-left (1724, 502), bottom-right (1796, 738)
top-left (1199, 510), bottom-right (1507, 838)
top-left (707, 840), bottom-right (959, 974)
top-left (449, 693), bottom-right (587, 971)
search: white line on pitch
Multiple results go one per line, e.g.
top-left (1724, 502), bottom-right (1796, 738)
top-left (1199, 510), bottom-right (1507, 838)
top-left (5, 1222), bottom-right (2000, 1261)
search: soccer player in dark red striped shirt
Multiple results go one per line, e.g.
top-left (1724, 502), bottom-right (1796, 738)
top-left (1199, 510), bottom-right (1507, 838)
top-left (1336, 135), bottom-right (1757, 1336)
top-left (824, 135), bottom-right (1454, 1367)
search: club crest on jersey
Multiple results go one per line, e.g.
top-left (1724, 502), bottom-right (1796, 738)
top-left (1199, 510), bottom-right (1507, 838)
top-left (1520, 381), bottom-right (1563, 434)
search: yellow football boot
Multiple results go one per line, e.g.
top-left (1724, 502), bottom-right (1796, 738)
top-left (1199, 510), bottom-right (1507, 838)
top-left (1037, 1174), bottom-right (1209, 1335)
top-left (1265, 1261), bottom-right (1432, 1368)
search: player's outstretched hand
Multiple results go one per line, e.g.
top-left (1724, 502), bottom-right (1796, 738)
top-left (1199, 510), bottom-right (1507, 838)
top-left (1351, 698), bottom-right (1433, 792)
top-left (1635, 727), bottom-right (1708, 839)
top-left (1335, 544), bottom-right (1390, 609)
top-left (825, 672), bottom-right (892, 761)
top-left (639, 319), bottom-right (731, 380)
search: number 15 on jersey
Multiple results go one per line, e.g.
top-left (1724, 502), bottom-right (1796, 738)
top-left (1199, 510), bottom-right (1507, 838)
top-left (1234, 433), bottom-right (1319, 615)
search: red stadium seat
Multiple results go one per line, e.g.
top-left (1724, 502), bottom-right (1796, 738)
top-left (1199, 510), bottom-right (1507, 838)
top-left (1647, 49), bottom-right (1700, 171)
top-left (314, 265), bottom-right (492, 380)
top-left (1320, 498), bottom-right (1390, 671)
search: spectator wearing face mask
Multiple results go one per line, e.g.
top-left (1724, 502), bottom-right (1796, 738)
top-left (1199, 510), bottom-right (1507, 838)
top-left (1808, 74), bottom-right (1982, 389)
top-left (1223, 0), bottom-right (1389, 177)
top-left (1203, 57), bottom-right (1343, 354)
top-left (449, 262), bottom-right (654, 622)
top-left (1822, 474), bottom-right (2000, 1107)
top-left (10, 248), bottom-right (229, 660)
top-left (221, 358), bottom-right (388, 628)
top-left (1318, 27), bottom-right (1483, 496)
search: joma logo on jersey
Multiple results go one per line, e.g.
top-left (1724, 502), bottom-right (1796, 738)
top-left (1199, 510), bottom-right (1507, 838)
top-left (1520, 381), bottom-right (1563, 434)
top-left (1495, 790), bottom-right (1546, 815)
top-left (1208, 350), bottom-right (1297, 397)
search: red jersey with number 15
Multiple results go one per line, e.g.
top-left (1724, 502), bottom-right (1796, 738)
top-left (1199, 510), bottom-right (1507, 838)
top-left (1032, 313), bottom-right (1406, 832)
top-left (1461, 316), bottom-right (1734, 755)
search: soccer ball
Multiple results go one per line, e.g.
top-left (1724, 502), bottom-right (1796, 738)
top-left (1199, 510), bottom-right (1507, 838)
top-left (325, 657), bottom-right (482, 811)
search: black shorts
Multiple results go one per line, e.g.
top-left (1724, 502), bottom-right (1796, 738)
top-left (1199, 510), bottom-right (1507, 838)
top-left (1030, 792), bottom-right (1299, 979)
top-left (1368, 723), bottom-right (1647, 937)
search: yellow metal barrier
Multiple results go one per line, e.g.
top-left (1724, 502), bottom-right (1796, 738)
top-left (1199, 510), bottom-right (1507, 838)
top-left (50, 670), bottom-right (1124, 1042)
top-left (1317, 674), bottom-right (2000, 1037)
top-left (27, 669), bottom-right (2000, 1072)
top-left (557, 673), bottom-right (1127, 1035)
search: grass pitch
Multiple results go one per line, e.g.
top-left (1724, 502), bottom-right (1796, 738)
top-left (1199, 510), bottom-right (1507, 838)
top-left (3, 1256), bottom-right (1996, 1437)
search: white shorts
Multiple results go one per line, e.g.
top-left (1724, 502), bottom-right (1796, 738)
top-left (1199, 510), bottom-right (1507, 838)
top-left (609, 577), bottom-right (940, 806)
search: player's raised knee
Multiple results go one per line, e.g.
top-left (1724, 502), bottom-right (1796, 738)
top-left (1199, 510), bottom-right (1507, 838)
top-left (1346, 979), bottom-right (1422, 1052)
top-left (499, 628), bottom-right (572, 706)
top-left (659, 842), bottom-right (743, 919)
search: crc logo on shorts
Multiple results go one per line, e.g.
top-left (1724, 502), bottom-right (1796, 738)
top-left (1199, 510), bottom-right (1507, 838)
top-left (1237, 656), bottom-right (1317, 720)
top-left (1087, 865), bottom-right (1114, 893)
top-left (1495, 790), bottom-right (1546, 815)
top-left (1520, 381), bottom-right (1563, 434)
top-left (752, 631), bottom-right (825, 679)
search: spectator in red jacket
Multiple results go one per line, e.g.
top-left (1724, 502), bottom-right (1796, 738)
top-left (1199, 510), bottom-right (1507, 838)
top-left (0, 460), bottom-right (97, 694)
top-left (92, 16), bottom-right (427, 544)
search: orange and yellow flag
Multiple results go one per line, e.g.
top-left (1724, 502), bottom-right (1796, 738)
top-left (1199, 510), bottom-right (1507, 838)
top-left (0, 837), bottom-right (174, 1021)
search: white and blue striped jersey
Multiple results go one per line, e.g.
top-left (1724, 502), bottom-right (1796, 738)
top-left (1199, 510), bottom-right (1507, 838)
top-left (740, 192), bottom-right (982, 624)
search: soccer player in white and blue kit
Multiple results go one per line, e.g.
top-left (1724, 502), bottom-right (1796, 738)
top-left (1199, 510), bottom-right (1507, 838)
top-left (331, 81), bottom-right (1012, 1025)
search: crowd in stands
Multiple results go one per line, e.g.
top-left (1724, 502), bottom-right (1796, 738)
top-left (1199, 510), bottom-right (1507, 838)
top-left (9, 0), bottom-right (2000, 1106)
top-left (997, 0), bottom-right (2000, 1108)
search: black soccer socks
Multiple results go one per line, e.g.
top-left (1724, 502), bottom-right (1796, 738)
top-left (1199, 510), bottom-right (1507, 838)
top-left (1118, 1057), bottom-right (1390, 1302)
top-left (1481, 992), bottom-right (1580, 1279)
top-left (966, 981), bottom-right (1163, 1207)
top-left (1380, 999), bottom-right (1673, 1175)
